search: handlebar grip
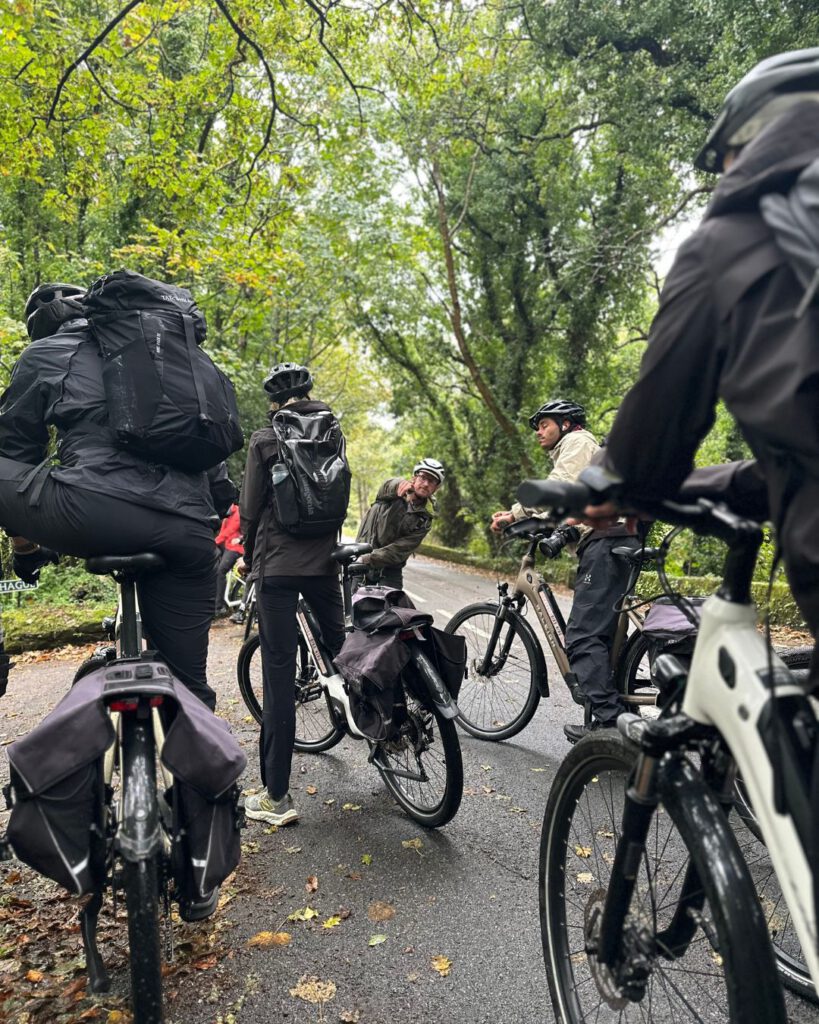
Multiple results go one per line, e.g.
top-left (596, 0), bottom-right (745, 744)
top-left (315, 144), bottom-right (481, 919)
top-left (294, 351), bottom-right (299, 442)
top-left (516, 479), bottom-right (591, 514)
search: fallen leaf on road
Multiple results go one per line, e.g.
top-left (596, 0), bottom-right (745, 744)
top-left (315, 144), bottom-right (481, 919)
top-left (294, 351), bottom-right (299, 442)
top-left (193, 953), bottom-right (219, 970)
top-left (323, 916), bottom-right (342, 929)
top-left (402, 838), bottom-right (423, 856)
top-left (431, 955), bottom-right (452, 977)
top-left (361, 854), bottom-right (372, 866)
top-left (481, 785), bottom-right (495, 794)
top-left (576, 872), bottom-right (593, 884)
top-left (247, 931), bottom-right (291, 947)
top-left (290, 975), bottom-right (337, 1004)
top-left (530, 767), bottom-right (548, 773)
top-left (480, 764), bottom-right (492, 771)
top-left (342, 803), bottom-right (362, 811)
top-left (25, 968), bottom-right (44, 982)
top-left (574, 845), bottom-right (592, 858)
top-left (368, 934), bottom-right (387, 947)
top-left (306, 785), bottom-right (318, 796)
top-left (346, 870), bottom-right (362, 881)
top-left (324, 798), bottom-right (335, 806)
top-left (305, 875), bottom-right (319, 893)
top-left (288, 906), bottom-right (319, 922)
top-left (339, 1011), bottom-right (361, 1022)
top-left (367, 901), bottom-right (395, 923)
top-left (285, 845), bottom-right (302, 854)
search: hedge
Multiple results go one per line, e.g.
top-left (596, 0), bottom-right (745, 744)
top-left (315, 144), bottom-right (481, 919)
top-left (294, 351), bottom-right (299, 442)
top-left (417, 543), bottom-right (805, 629)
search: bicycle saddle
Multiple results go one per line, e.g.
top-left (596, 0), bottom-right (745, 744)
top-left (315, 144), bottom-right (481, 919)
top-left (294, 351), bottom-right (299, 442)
top-left (86, 553), bottom-right (167, 576)
top-left (332, 543), bottom-right (373, 564)
top-left (504, 518), bottom-right (551, 539)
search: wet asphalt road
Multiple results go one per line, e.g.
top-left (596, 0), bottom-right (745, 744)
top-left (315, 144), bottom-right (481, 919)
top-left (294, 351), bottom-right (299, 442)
top-left (0, 553), bottom-right (816, 1024)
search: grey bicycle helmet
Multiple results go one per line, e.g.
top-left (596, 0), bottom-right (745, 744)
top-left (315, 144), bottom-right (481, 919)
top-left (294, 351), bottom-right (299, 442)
top-left (263, 362), bottom-right (313, 402)
top-left (528, 399), bottom-right (586, 431)
top-left (24, 282), bottom-right (86, 341)
top-left (695, 48), bottom-right (819, 172)
top-left (412, 457), bottom-right (445, 484)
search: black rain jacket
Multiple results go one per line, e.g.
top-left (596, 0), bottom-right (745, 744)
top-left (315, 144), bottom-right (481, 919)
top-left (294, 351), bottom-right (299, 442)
top-left (603, 103), bottom-right (819, 503)
top-left (0, 319), bottom-right (236, 525)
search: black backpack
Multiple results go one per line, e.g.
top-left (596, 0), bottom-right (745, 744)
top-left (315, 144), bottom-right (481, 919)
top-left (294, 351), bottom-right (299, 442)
top-left (268, 406), bottom-right (351, 537)
top-left (83, 270), bottom-right (244, 472)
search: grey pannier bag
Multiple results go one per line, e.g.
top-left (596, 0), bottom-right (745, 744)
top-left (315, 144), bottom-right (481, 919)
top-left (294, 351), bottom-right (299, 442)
top-left (642, 596), bottom-right (706, 672)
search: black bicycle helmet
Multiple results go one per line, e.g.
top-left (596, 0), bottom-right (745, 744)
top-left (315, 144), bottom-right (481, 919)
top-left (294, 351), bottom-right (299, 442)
top-left (695, 48), bottom-right (819, 173)
top-left (24, 282), bottom-right (86, 341)
top-left (263, 362), bottom-right (313, 402)
top-left (528, 399), bottom-right (586, 431)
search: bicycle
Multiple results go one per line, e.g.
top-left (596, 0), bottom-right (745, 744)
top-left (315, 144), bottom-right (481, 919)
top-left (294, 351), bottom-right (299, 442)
top-left (521, 474), bottom-right (819, 1022)
top-left (444, 517), bottom-right (676, 740)
top-left (236, 542), bottom-right (464, 828)
top-left (4, 553), bottom-right (243, 1024)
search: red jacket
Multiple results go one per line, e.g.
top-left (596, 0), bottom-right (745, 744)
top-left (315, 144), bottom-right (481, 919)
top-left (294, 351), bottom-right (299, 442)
top-left (215, 505), bottom-right (244, 554)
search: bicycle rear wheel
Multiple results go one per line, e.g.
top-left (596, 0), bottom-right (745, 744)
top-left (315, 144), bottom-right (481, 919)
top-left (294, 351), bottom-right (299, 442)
top-left (444, 602), bottom-right (542, 740)
top-left (372, 695), bottom-right (463, 828)
top-left (541, 731), bottom-right (785, 1023)
top-left (119, 715), bottom-right (164, 1024)
top-left (236, 632), bottom-right (344, 752)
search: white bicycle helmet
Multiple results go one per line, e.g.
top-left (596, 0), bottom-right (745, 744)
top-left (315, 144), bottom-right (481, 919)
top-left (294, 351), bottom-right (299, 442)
top-left (412, 458), bottom-right (445, 484)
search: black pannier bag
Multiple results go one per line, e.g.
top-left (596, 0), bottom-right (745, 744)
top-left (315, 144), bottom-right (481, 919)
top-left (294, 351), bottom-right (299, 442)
top-left (269, 407), bottom-right (351, 537)
top-left (5, 673), bottom-right (115, 895)
top-left (642, 596), bottom-right (706, 675)
top-left (4, 662), bottom-right (246, 899)
top-left (83, 270), bottom-right (244, 471)
top-left (335, 587), bottom-right (462, 739)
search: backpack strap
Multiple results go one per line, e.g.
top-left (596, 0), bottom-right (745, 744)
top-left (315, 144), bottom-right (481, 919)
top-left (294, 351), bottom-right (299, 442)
top-left (182, 314), bottom-right (210, 425)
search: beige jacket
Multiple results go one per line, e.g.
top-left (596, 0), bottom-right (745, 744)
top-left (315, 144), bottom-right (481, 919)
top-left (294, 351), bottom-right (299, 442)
top-left (511, 428), bottom-right (599, 521)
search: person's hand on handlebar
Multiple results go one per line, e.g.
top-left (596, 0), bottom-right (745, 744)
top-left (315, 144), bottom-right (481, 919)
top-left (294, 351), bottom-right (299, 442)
top-left (348, 562), bottom-right (369, 577)
top-left (490, 510), bottom-right (514, 533)
top-left (237, 558), bottom-right (251, 577)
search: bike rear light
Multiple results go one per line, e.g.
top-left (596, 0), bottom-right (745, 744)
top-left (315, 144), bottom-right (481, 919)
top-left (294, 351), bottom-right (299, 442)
top-left (109, 698), bottom-right (139, 712)
top-left (108, 696), bottom-right (164, 712)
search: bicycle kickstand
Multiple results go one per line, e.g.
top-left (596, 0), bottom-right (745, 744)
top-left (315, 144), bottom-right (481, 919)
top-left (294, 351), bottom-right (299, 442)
top-left (79, 889), bottom-right (110, 993)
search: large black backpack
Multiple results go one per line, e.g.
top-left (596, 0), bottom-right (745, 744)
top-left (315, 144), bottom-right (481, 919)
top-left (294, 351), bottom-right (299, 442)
top-left (83, 270), bottom-right (244, 472)
top-left (268, 406), bottom-right (351, 537)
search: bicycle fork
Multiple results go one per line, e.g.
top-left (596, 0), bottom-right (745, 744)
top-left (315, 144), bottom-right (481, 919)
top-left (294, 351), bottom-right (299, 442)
top-left (477, 603), bottom-right (517, 676)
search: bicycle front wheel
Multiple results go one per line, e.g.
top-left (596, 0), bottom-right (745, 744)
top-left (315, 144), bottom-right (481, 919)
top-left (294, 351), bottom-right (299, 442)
top-left (445, 602), bottom-right (542, 740)
top-left (541, 731), bottom-right (785, 1024)
top-left (236, 633), bottom-right (344, 752)
top-left (372, 696), bottom-right (463, 828)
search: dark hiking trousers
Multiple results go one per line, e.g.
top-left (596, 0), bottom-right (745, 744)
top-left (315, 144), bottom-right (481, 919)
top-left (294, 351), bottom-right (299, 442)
top-left (0, 458), bottom-right (217, 709)
top-left (565, 536), bottom-right (640, 726)
top-left (257, 574), bottom-right (345, 800)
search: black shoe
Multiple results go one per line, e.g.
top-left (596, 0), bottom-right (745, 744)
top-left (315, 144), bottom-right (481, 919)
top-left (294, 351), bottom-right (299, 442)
top-left (178, 886), bottom-right (220, 922)
top-left (563, 721), bottom-right (617, 745)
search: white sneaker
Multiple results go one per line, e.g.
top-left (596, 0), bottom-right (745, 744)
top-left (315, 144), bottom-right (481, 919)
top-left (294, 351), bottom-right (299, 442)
top-left (244, 791), bottom-right (299, 826)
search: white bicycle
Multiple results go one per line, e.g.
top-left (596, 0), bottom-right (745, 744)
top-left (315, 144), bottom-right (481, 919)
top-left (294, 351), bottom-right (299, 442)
top-left (519, 474), bottom-right (818, 1023)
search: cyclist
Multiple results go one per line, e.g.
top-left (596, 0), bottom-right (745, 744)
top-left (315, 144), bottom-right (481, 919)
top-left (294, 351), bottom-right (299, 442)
top-left (239, 363), bottom-right (346, 827)
top-left (354, 458), bottom-right (443, 590)
top-left (492, 399), bottom-right (639, 741)
top-left (583, 50), bottom-right (819, 694)
top-left (0, 283), bottom-right (236, 709)
top-left (214, 502), bottom-right (244, 617)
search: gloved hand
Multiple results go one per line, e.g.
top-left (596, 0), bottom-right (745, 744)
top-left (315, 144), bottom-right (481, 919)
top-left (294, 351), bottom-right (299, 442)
top-left (12, 545), bottom-right (59, 584)
top-left (539, 533), bottom-right (568, 559)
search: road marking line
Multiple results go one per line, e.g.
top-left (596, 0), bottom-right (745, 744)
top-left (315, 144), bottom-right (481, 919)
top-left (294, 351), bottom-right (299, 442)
top-left (436, 609), bottom-right (452, 619)
top-left (403, 588), bottom-right (427, 603)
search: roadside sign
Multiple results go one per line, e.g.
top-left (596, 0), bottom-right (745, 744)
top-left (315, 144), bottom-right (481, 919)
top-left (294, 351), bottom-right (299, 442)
top-left (0, 579), bottom-right (38, 594)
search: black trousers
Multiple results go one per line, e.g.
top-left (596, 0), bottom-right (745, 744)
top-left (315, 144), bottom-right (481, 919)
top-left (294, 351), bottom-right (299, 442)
top-left (215, 547), bottom-right (241, 612)
top-left (565, 536), bottom-right (640, 726)
top-left (0, 458), bottom-right (217, 709)
top-left (257, 574), bottom-right (345, 799)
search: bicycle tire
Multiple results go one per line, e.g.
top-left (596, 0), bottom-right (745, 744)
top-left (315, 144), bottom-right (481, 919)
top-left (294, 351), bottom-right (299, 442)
top-left (72, 648), bottom-right (116, 686)
top-left (729, 645), bottom-right (816, 1003)
top-left (372, 696), bottom-right (463, 828)
top-left (123, 855), bottom-right (163, 1024)
top-left (541, 730), bottom-right (785, 1023)
top-left (613, 630), bottom-right (657, 711)
top-left (444, 602), bottom-right (543, 741)
top-left (236, 632), bottom-right (344, 752)
top-left (120, 715), bottom-right (163, 1024)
